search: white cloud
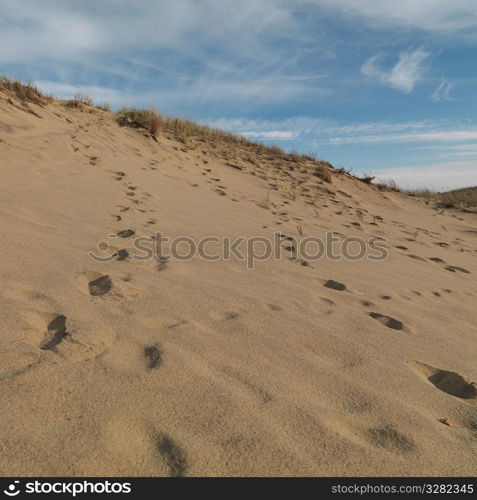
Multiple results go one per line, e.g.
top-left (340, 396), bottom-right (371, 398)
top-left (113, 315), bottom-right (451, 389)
top-left (372, 160), bottom-right (477, 190)
top-left (34, 81), bottom-right (128, 106)
top-left (241, 131), bottom-right (297, 140)
top-left (431, 79), bottom-right (456, 101)
top-left (205, 116), bottom-right (323, 137)
top-left (361, 49), bottom-right (430, 93)
top-left (314, 0), bottom-right (477, 36)
top-left (330, 130), bottom-right (477, 145)
top-left (408, 143), bottom-right (477, 155)
top-left (0, 0), bottom-right (295, 63)
top-left (0, 0), bottom-right (334, 110)
top-left (203, 117), bottom-right (477, 153)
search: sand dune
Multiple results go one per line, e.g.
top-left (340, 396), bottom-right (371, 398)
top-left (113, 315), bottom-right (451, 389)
top-left (0, 85), bottom-right (476, 476)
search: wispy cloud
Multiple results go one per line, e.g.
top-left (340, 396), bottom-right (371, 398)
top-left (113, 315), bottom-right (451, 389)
top-left (34, 81), bottom-right (127, 106)
top-left (1, 0), bottom-right (475, 188)
top-left (361, 49), bottom-right (430, 93)
top-left (372, 160), bottom-right (477, 190)
top-left (242, 130), bottom-right (297, 140)
top-left (0, 0), bottom-right (337, 113)
top-left (329, 130), bottom-right (477, 145)
top-left (431, 78), bottom-right (456, 101)
top-left (207, 116), bottom-right (470, 146)
top-left (408, 143), bottom-right (477, 158)
top-left (315, 0), bottom-right (477, 36)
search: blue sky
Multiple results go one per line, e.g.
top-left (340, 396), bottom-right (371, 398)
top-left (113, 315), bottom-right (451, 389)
top-left (1, 0), bottom-right (476, 189)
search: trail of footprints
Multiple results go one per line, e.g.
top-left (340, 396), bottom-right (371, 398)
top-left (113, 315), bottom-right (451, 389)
top-left (11, 151), bottom-right (190, 474)
top-left (12, 128), bottom-right (477, 467)
top-left (14, 160), bottom-right (164, 371)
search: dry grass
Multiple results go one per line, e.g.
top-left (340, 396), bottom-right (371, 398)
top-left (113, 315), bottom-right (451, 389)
top-left (412, 186), bottom-right (477, 207)
top-left (315, 164), bottom-right (332, 183)
top-left (96, 103), bottom-right (111, 112)
top-left (64, 93), bottom-right (110, 112)
top-left (375, 179), bottom-right (401, 192)
top-left (0, 77), bottom-right (51, 106)
top-left (162, 116), bottom-right (254, 146)
top-left (0, 78), bottom-right (334, 185)
top-left (358, 174), bottom-right (376, 184)
top-left (65, 93), bottom-right (95, 108)
top-left (116, 108), bottom-right (163, 139)
top-left (115, 108), bottom-right (333, 182)
top-left (117, 110), bottom-right (249, 145)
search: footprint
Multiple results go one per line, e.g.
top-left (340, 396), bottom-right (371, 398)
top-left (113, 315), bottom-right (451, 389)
top-left (88, 275), bottom-right (113, 296)
top-left (114, 249), bottom-right (129, 261)
top-left (75, 272), bottom-right (136, 300)
top-left (117, 229), bottom-right (135, 238)
top-left (407, 254), bottom-right (427, 262)
top-left (41, 315), bottom-right (70, 350)
top-left (369, 312), bottom-right (404, 331)
top-left (445, 265), bottom-right (470, 274)
top-left (155, 433), bottom-right (188, 477)
top-left (324, 279), bottom-right (346, 291)
top-left (409, 361), bottom-right (476, 402)
top-left (224, 311), bottom-right (239, 320)
top-left (22, 310), bottom-right (72, 351)
top-left (366, 425), bottom-right (415, 454)
top-left (209, 310), bottom-right (240, 321)
top-left (144, 345), bottom-right (162, 370)
top-left (22, 310), bottom-right (116, 361)
top-left (74, 272), bottom-right (112, 296)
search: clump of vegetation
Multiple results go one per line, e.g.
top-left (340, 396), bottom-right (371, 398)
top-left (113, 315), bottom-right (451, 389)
top-left (312, 163), bottom-right (332, 183)
top-left (116, 108), bottom-right (163, 139)
top-left (65, 93), bottom-right (95, 108)
top-left (162, 116), bottom-right (255, 146)
top-left (411, 186), bottom-right (477, 207)
top-left (96, 103), bottom-right (111, 112)
top-left (0, 77), bottom-right (51, 106)
top-left (0, 77), bottom-right (335, 185)
top-left (375, 179), bottom-right (401, 192)
top-left (358, 175), bottom-right (376, 184)
top-left (115, 109), bottom-right (333, 182)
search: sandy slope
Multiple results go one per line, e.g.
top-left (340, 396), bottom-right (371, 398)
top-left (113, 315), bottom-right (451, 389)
top-left (0, 90), bottom-right (476, 477)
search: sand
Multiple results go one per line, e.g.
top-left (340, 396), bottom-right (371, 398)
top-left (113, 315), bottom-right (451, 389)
top-left (0, 88), bottom-right (476, 477)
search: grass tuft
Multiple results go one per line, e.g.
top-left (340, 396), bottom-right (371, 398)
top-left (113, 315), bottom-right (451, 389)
top-left (0, 77), bottom-right (51, 106)
top-left (116, 108), bottom-right (163, 139)
top-left (411, 186), bottom-right (477, 207)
